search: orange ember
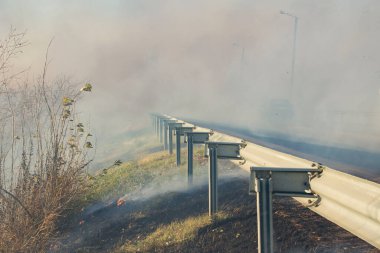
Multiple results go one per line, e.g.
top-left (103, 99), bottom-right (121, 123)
top-left (117, 198), bottom-right (126, 207)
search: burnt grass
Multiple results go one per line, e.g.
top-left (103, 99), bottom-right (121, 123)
top-left (50, 174), bottom-right (378, 253)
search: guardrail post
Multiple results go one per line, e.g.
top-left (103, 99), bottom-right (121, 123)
top-left (256, 171), bottom-right (273, 253)
top-left (185, 132), bottom-right (212, 185)
top-left (208, 145), bottom-right (218, 216)
top-left (174, 126), bottom-right (194, 167)
top-left (187, 134), bottom-right (193, 184)
top-left (206, 141), bottom-right (246, 217)
top-left (164, 123), bottom-right (168, 150)
top-left (168, 123), bottom-right (184, 155)
top-left (159, 118), bottom-right (164, 143)
top-left (250, 167), bottom-right (322, 253)
top-left (176, 128), bottom-right (181, 166)
top-left (169, 126), bottom-right (173, 154)
top-left (162, 119), bottom-right (177, 150)
top-left (156, 116), bottom-right (159, 137)
top-left (150, 114), bottom-right (161, 138)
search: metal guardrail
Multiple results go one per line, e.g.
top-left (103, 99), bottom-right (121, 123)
top-left (250, 167), bottom-right (321, 252)
top-left (185, 131), bottom-right (212, 184)
top-left (150, 114), bottom-right (380, 251)
top-left (175, 126), bottom-right (195, 166)
top-left (205, 141), bottom-right (246, 216)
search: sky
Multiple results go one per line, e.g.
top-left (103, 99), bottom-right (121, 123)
top-left (1, 0), bottom-right (380, 162)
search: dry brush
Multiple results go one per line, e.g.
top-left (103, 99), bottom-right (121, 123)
top-left (0, 28), bottom-right (94, 252)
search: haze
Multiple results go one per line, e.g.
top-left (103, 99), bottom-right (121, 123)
top-left (1, 0), bottom-right (379, 165)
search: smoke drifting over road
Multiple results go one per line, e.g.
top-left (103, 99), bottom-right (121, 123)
top-left (1, 0), bottom-right (380, 164)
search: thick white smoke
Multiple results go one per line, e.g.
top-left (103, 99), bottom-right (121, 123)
top-left (1, 0), bottom-right (379, 165)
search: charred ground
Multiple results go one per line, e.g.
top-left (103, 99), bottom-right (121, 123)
top-left (50, 149), bottom-right (378, 253)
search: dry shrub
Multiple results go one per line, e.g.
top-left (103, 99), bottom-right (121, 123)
top-left (0, 28), bottom-right (93, 252)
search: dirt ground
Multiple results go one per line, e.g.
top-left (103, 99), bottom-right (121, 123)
top-left (50, 174), bottom-right (379, 253)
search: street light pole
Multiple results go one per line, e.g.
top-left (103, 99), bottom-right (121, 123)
top-left (280, 11), bottom-right (298, 101)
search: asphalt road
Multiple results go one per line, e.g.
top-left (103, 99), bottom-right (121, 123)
top-left (184, 118), bottom-right (380, 182)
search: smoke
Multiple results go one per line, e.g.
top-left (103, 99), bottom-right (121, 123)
top-left (51, 162), bottom-right (248, 251)
top-left (126, 162), bottom-right (248, 202)
top-left (1, 0), bottom-right (380, 165)
top-left (85, 161), bottom-right (248, 217)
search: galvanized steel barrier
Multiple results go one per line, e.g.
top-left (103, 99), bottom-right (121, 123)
top-left (150, 113), bottom-right (380, 252)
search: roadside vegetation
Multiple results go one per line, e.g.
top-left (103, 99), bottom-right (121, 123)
top-left (51, 147), bottom-right (214, 252)
top-left (117, 212), bottom-right (229, 253)
top-left (0, 29), bottom-right (94, 252)
top-left (78, 148), bottom-right (226, 252)
top-left (53, 146), bottom-right (378, 253)
top-left (84, 148), bottom-right (207, 204)
top-left (86, 151), bottom-right (176, 203)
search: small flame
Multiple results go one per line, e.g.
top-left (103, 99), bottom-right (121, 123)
top-left (79, 220), bottom-right (85, 225)
top-left (117, 196), bottom-right (127, 207)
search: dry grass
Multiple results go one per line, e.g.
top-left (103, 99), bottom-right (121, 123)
top-left (51, 148), bottom-right (378, 253)
top-left (0, 170), bottom-right (88, 252)
top-left (117, 212), bottom-right (229, 253)
top-left (85, 151), bottom-right (175, 203)
top-left (0, 30), bottom-right (93, 252)
top-left (85, 148), bottom-right (206, 204)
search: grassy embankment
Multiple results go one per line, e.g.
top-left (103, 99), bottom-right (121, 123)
top-left (59, 144), bottom-right (378, 253)
top-left (71, 146), bottom-right (236, 252)
top-left (86, 147), bottom-right (206, 203)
